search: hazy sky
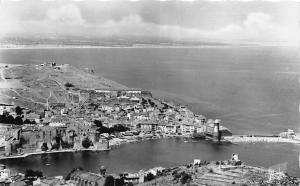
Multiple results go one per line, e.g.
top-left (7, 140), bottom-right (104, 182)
top-left (0, 0), bottom-right (299, 45)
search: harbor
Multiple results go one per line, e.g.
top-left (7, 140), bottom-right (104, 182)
top-left (1, 138), bottom-right (299, 178)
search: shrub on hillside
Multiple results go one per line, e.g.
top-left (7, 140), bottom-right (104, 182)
top-left (180, 172), bottom-right (192, 185)
top-left (104, 175), bottom-right (115, 186)
top-left (25, 169), bottom-right (43, 178)
top-left (64, 82), bottom-right (74, 88)
top-left (144, 172), bottom-right (155, 181)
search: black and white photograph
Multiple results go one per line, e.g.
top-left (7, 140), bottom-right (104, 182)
top-left (0, 0), bottom-right (299, 185)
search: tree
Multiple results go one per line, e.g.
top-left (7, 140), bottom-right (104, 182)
top-left (65, 168), bottom-right (83, 180)
top-left (61, 140), bottom-right (73, 149)
top-left (180, 172), bottom-right (192, 185)
top-left (24, 119), bottom-right (36, 124)
top-left (15, 106), bottom-right (23, 116)
top-left (94, 120), bottom-right (103, 127)
top-left (23, 119), bottom-right (31, 124)
top-left (41, 143), bottom-right (48, 151)
top-left (115, 178), bottom-right (125, 186)
top-left (82, 138), bottom-right (91, 149)
top-left (104, 175), bottom-right (115, 186)
top-left (100, 166), bottom-right (106, 176)
top-left (110, 125), bottom-right (129, 133)
top-left (25, 169), bottom-right (43, 178)
top-left (96, 124), bottom-right (129, 134)
top-left (35, 171), bottom-right (43, 178)
top-left (51, 143), bottom-right (59, 150)
top-left (14, 116), bottom-right (23, 125)
top-left (55, 136), bottom-right (61, 146)
top-left (19, 136), bottom-right (26, 148)
top-left (144, 172), bottom-right (155, 181)
top-left (25, 169), bottom-right (34, 178)
top-left (172, 171), bottom-right (181, 181)
top-left (6, 115), bottom-right (14, 124)
top-left (97, 126), bottom-right (110, 134)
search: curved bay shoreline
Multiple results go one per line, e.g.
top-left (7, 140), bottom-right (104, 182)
top-left (2, 133), bottom-right (299, 161)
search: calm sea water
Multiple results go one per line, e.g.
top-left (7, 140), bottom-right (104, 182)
top-left (0, 47), bottom-right (299, 177)
top-left (0, 138), bottom-right (299, 177)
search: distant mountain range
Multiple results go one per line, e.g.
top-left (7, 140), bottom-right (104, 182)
top-left (0, 35), bottom-right (232, 48)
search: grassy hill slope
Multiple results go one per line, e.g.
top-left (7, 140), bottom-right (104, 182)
top-left (0, 63), bottom-right (127, 111)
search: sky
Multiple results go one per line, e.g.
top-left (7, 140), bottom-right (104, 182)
top-left (0, 0), bottom-right (299, 45)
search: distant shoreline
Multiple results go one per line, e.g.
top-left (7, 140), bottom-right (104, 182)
top-left (0, 45), bottom-right (237, 50)
top-left (0, 44), bottom-right (294, 50)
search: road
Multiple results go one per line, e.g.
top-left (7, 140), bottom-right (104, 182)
top-left (46, 91), bottom-right (52, 110)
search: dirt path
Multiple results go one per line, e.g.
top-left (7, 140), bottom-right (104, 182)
top-left (9, 88), bottom-right (46, 106)
top-left (0, 68), bottom-right (6, 82)
top-left (46, 91), bottom-right (52, 110)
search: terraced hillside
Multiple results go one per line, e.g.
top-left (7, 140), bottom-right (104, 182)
top-left (0, 63), bottom-right (127, 111)
top-left (137, 162), bottom-right (299, 186)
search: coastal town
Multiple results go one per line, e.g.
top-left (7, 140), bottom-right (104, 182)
top-left (0, 63), bottom-right (235, 160)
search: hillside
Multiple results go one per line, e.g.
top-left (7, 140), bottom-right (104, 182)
top-left (0, 63), bottom-right (127, 112)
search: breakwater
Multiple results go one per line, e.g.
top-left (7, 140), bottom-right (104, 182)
top-left (224, 135), bottom-right (300, 144)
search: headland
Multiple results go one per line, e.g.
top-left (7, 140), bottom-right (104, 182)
top-left (0, 62), bottom-right (231, 160)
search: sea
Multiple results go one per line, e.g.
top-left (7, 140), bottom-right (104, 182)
top-left (0, 46), bottom-right (299, 177)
